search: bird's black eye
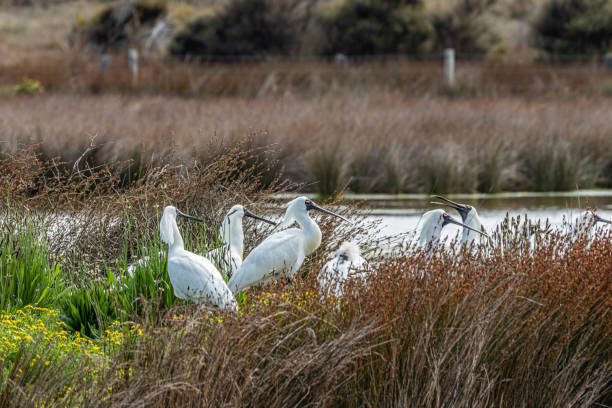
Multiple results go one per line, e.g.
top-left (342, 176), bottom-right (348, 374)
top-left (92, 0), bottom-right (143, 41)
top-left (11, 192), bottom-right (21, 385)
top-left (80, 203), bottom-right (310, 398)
top-left (305, 200), bottom-right (311, 206)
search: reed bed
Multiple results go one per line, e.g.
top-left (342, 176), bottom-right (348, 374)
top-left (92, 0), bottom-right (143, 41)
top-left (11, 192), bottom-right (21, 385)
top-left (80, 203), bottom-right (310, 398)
top-left (1, 93), bottom-right (611, 194)
top-left (0, 145), bottom-right (610, 407)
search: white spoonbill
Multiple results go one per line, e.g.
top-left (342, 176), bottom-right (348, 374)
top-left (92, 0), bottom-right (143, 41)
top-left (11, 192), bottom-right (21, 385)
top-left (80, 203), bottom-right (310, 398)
top-left (430, 195), bottom-right (486, 245)
top-left (160, 206), bottom-right (237, 311)
top-left (204, 205), bottom-right (276, 279)
top-left (228, 197), bottom-right (352, 293)
top-left (417, 209), bottom-right (488, 248)
top-left (318, 241), bottom-right (368, 297)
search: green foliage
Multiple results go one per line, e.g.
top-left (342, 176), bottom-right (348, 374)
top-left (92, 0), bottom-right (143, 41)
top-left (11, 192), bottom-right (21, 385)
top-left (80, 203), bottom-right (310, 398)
top-left (170, 0), bottom-right (299, 59)
top-left (59, 276), bottom-right (119, 339)
top-left (533, 0), bottom-right (612, 55)
top-left (0, 219), bottom-right (66, 311)
top-left (430, 0), bottom-right (496, 52)
top-left (117, 252), bottom-right (176, 319)
top-left (316, 0), bottom-right (433, 55)
top-left (14, 78), bottom-right (44, 96)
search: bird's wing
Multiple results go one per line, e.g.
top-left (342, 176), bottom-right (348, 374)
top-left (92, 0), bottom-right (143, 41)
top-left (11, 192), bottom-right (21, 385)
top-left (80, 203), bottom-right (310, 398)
top-left (168, 251), bottom-right (236, 310)
top-left (229, 229), bottom-right (303, 293)
top-left (203, 246), bottom-right (237, 279)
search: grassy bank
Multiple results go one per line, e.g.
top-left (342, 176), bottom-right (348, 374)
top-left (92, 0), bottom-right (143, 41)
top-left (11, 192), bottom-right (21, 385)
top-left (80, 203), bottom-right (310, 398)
top-left (1, 93), bottom-right (611, 195)
top-left (0, 145), bottom-right (610, 407)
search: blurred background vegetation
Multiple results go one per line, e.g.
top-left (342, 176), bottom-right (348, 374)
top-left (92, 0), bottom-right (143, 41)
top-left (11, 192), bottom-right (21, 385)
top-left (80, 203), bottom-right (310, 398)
top-left (1, 0), bottom-right (611, 196)
top-left (1, 0), bottom-right (610, 61)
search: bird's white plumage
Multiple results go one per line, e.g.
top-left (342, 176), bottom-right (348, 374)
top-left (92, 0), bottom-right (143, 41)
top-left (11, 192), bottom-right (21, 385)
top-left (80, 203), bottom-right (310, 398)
top-left (228, 228), bottom-right (307, 292)
top-left (228, 197), bottom-right (324, 293)
top-left (126, 256), bottom-right (152, 276)
top-left (203, 205), bottom-right (246, 279)
top-left (160, 206), bottom-right (237, 311)
top-left (461, 207), bottom-right (485, 245)
top-left (318, 242), bottom-right (368, 297)
top-left (417, 210), bottom-right (448, 247)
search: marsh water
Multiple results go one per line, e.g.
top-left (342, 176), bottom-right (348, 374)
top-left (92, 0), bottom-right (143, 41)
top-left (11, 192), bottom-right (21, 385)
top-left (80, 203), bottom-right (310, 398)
top-left (274, 190), bottom-right (612, 241)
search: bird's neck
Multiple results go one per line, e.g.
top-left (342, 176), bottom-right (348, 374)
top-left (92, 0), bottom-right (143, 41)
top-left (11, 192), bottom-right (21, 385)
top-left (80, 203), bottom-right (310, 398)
top-left (169, 221), bottom-right (185, 253)
top-left (296, 211), bottom-right (322, 255)
top-left (462, 212), bottom-right (483, 244)
top-left (221, 218), bottom-right (244, 261)
top-left (419, 222), bottom-right (442, 247)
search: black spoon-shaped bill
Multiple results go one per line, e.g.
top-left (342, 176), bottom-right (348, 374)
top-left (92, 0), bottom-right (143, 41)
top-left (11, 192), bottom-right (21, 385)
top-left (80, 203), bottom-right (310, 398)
top-left (306, 200), bottom-right (354, 224)
top-left (244, 209), bottom-right (277, 226)
top-left (177, 210), bottom-right (204, 222)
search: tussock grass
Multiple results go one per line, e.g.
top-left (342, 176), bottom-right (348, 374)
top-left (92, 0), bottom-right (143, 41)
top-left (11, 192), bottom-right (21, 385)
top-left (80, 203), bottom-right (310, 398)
top-left (1, 94), bottom-right (610, 194)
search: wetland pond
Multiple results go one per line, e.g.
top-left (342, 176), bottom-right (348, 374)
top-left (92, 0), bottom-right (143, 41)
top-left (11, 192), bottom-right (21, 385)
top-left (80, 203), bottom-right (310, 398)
top-left (273, 190), bottom-right (612, 241)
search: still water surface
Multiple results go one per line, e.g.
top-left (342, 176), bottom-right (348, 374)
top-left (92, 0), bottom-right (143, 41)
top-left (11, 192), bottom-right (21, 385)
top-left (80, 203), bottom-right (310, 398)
top-left (274, 190), bottom-right (612, 241)
top-left (354, 191), bottom-right (612, 240)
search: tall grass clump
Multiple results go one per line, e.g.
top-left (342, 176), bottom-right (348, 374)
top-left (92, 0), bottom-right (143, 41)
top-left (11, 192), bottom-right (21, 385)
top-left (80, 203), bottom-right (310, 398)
top-left (0, 212), bottom-right (66, 311)
top-left (60, 279), bottom-right (119, 339)
top-left (309, 147), bottom-right (345, 198)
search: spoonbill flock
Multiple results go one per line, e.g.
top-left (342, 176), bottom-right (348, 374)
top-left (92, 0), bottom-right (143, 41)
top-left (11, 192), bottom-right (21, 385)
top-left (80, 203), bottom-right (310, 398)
top-left (136, 194), bottom-right (609, 311)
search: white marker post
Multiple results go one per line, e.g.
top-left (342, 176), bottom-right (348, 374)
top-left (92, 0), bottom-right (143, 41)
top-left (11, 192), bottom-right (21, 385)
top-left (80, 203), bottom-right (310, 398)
top-left (128, 48), bottom-right (139, 86)
top-left (444, 48), bottom-right (455, 87)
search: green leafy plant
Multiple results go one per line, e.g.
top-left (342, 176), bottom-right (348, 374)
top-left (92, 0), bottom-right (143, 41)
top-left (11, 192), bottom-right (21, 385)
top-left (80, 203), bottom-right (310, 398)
top-left (117, 253), bottom-right (176, 319)
top-left (59, 276), bottom-right (119, 339)
top-left (0, 219), bottom-right (66, 311)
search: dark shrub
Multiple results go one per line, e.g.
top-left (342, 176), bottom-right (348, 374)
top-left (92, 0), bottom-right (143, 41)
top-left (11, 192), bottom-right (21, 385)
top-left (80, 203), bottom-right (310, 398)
top-left (82, 0), bottom-right (167, 50)
top-left (532, 0), bottom-right (612, 55)
top-left (430, 0), bottom-right (495, 53)
top-left (316, 0), bottom-right (433, 56)
top-left (170, 0), bottom-right (306, 59)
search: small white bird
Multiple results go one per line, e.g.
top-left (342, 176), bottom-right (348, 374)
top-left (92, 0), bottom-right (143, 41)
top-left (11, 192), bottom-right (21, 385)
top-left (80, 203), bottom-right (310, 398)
top-left (204, 205), bottom-right (276, 279)
top-left (418, 209), bottom-right (488, 248)
top-left (159, 206), bottom-right (237, 311)
top-left (318, 241), bottom-right (368, 297)
top-left (430, 195), bottom-right (486, 245)
top-left (228, 196), bottom-right (352, 293)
